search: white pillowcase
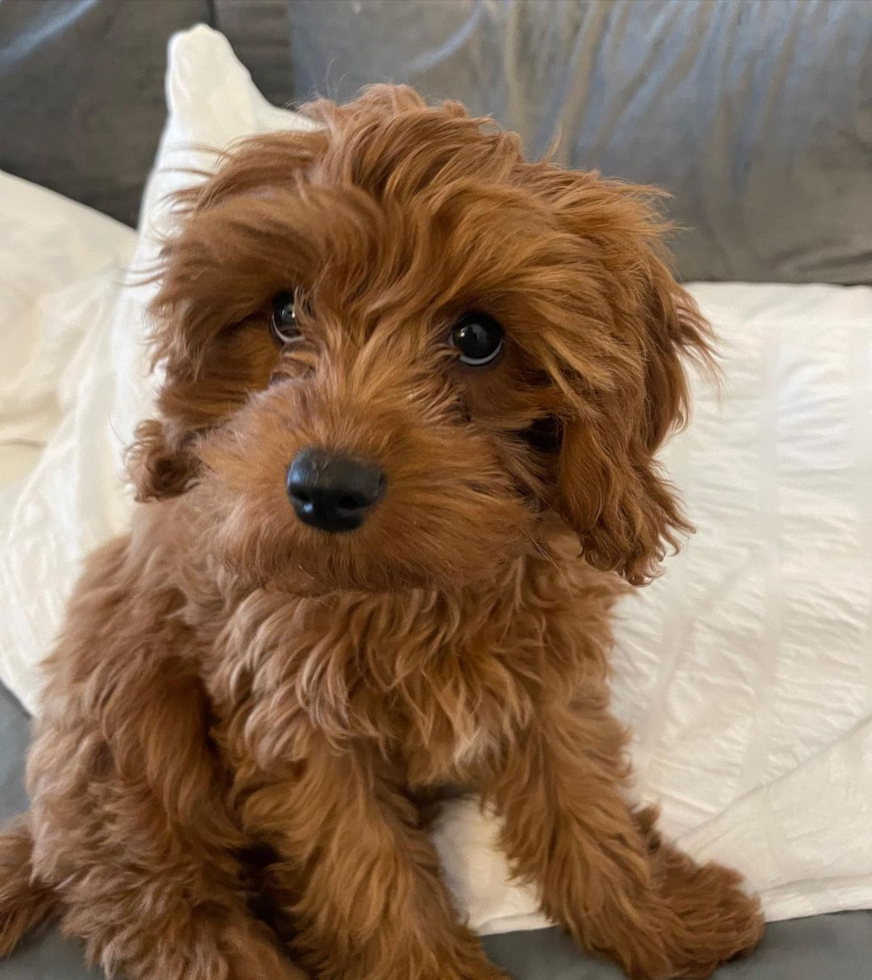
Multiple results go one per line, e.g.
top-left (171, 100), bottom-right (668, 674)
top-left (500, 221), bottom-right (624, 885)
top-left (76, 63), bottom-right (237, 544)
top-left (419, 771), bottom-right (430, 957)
top-left (1, 24), bottom-right (870, 935)
top-left (0, 174), bottom-right (137, 707)
top-left (0, 173), bottom-right (137, 488)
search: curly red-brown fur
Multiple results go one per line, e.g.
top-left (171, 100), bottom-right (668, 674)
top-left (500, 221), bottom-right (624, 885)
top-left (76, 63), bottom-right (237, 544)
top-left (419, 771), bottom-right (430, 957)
top-left (1, 85), bottom-right (761, 980)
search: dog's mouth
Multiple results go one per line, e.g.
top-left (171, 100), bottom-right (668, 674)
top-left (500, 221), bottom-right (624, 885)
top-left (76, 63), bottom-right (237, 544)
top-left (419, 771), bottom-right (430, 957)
top-left (270, 551), bottom-right (451, 597)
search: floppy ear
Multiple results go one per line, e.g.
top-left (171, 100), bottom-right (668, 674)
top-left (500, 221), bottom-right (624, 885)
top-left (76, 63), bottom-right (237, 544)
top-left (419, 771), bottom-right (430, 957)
top-left (125, 217), bottom-right (226, 502)
top-left (127, 417), bottom-right (199, 503)
top-left (127, 127), bottom-right (328, 502)
top-left (547, 178), bottom-right (713, 584)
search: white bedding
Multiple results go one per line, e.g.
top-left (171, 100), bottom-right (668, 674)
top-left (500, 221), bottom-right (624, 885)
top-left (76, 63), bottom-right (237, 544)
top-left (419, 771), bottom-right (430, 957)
top-left (1, 25), bottom-right (870, 935)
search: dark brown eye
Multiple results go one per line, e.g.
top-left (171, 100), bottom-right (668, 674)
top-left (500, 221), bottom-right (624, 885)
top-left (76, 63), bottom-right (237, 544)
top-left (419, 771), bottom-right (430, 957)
top-left (270, 291), bottom-right (299, 345)
top-left (449, 312), bottom-right (504, 366)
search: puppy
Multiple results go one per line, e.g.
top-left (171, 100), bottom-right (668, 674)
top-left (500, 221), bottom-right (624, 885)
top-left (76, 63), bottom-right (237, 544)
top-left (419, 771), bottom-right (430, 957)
top-left (0, 86), bottom-right (763, 980)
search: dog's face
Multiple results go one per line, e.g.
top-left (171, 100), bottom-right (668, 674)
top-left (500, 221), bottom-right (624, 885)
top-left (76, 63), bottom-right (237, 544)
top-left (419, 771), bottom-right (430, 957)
top-left (132, 86), bottom-right (710, 595)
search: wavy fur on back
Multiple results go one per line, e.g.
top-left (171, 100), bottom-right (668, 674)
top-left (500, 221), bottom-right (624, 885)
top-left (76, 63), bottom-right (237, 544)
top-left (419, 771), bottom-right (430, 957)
top-left (1, 85), bottom-right (760, 980)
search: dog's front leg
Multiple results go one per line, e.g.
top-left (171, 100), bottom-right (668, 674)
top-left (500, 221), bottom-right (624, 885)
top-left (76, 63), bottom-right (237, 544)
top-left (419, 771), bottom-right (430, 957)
top-left (242, 737), bottom-right (507, 980)
top-left (485, 697), bottom-right (763, 980)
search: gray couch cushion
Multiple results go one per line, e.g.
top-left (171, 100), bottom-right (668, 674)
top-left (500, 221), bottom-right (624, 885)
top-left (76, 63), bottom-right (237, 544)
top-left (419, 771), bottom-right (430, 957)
top-left (0, 0), bottom-right (209, 226)
top-left (289, 0), bottom-right (872, 285)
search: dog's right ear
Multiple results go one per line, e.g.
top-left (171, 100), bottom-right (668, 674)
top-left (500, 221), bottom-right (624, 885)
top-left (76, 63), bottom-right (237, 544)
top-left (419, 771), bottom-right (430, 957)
top-left (127, 417), bottom-right (198, 502)
top-left (127, 127), bottom-right (330, 503)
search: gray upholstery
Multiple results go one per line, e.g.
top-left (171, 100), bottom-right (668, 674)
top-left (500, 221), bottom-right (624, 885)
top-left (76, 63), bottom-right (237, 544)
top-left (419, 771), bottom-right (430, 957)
top-left (0, 0), bottom-right (211, 227)
top-left (289, 0), bottom-right (872, 285)
top-left (215, 0), bottom-right (294, 108)
top-left (0, 0), bottom-right (293, 227)
top-left (2, 680), bottom-right (872, 980)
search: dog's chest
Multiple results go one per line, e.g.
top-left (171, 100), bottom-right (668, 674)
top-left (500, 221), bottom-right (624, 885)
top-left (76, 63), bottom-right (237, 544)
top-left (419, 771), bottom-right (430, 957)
top-left (386, 674), bottom-right (508, 786)
top-left (215, 586), bottom-right (550, 784)
top-left (212, 558), bottom-right (619, 783)
top-left (343, 636), bottom-right (527, 786)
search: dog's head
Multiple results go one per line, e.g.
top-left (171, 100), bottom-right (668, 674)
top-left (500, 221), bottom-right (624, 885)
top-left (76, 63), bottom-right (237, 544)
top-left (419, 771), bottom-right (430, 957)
top-left (131, 85), bottom-right (711, 594)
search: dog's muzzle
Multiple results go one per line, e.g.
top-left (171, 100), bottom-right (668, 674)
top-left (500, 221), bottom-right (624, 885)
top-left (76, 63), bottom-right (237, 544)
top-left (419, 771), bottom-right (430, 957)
top-left (286, 448), bottom-right (386, 533)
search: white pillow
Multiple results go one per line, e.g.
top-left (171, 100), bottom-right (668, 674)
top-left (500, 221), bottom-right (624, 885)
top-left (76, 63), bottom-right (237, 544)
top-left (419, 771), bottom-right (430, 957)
top-left (0, 174), bottom-right (137, 706)
top-left (0, 173), bottom-right (137, 488)
top-left (1, 24), bottom-right (871, 935)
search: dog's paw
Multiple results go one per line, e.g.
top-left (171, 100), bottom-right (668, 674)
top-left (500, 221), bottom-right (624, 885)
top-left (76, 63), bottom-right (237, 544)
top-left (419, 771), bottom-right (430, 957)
top-left (224, 923), bottom-right (310, 980)
top-left (659, 857), bottom-right (764, 978)
top-left (323, 942), bottom-right (509, 980)
top-left (430, 951), bottom-right (512, 980)
top-left (626, 806), bottom-right (764, 977)
top-left (339, 962), bottom-right (509, 980)
top-left (445, 965), bottom-right (510, 980)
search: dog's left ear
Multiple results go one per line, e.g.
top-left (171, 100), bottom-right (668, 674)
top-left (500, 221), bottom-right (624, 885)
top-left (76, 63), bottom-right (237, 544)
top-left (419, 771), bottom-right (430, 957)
top-left (127, 127), bottom-right (330, 503)
top-left (542, 174), bottom-right (713, 585)
top-left (127, 416), bottom-right (199, 502)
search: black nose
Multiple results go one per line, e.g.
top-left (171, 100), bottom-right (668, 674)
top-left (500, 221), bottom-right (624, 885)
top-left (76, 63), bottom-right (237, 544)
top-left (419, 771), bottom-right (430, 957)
top-left (286, 448), bottom-right (386, 533)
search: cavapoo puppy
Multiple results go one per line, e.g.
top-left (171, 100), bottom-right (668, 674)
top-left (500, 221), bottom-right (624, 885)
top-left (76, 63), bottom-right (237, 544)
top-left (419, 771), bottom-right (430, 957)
top-left (0, 86), bottom-right (763, 980)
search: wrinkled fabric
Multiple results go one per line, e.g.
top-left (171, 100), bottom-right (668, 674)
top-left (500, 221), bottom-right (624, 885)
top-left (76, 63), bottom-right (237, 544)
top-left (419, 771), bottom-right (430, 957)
top-left (290, 0), bottom-right (872, 285)
top-left (0, 174), bottom-right (137, 698)
top-left (1, 28), bottom-right (871, 934)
